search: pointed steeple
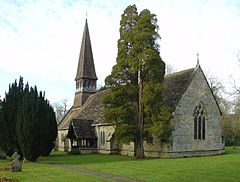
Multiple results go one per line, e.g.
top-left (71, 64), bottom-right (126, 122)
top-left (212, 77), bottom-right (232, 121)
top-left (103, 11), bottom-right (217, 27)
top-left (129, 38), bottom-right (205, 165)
top-left (73, 19), bottom-right (97, 108)
top-left (75, 19), bottom-right (97, 81)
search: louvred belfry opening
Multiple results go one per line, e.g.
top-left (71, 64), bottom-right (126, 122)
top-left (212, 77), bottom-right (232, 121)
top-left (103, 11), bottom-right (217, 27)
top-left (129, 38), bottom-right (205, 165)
top-left (73, 19), bottom-right (98, 108)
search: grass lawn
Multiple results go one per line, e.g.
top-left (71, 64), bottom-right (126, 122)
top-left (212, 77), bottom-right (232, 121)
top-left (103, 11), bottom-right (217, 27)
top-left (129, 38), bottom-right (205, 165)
top-left (1, 147), bottom-right (240, 182)
top-left (0, 158), bottom-right (110, 182)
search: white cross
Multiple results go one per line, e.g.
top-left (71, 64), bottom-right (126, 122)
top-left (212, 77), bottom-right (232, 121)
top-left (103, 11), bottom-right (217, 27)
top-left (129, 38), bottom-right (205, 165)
top-left (12, 152), bottom-right (20, 161)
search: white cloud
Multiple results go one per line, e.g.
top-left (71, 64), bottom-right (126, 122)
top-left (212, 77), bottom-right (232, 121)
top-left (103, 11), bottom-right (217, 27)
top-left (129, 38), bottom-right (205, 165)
top-left (0, 0), bottom-right (240, 105)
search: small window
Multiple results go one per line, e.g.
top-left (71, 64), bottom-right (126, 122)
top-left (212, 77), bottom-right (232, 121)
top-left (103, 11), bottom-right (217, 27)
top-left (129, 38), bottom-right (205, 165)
top-left (193, 102), bottom-right (206, 140)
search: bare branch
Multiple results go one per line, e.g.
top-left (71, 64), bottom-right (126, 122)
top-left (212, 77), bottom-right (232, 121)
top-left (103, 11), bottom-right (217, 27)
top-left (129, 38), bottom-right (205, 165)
top-left (53, 98), bottom-right (69, 123)
top-left (165, 64), bottom-right (176, 75)
top-left (205, 72), bottom-right (232, 114)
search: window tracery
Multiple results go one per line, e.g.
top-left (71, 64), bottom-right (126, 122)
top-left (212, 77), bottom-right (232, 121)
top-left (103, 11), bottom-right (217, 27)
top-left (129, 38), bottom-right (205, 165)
top-left (193, 102), bottom-right (206, 140)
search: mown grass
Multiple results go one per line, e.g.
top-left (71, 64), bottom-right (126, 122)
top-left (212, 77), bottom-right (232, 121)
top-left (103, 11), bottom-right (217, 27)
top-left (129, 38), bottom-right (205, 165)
top-left (1, 147), bottom-right (240, 182)
top-left (0, 158), bottom-right (110, 182)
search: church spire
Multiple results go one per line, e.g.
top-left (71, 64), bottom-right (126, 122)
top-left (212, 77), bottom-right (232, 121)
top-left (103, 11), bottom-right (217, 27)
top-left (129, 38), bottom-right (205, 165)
top-left (75, 19), bottom-right (97, 81)
top-left (73, 19), bottom-right (97, 108)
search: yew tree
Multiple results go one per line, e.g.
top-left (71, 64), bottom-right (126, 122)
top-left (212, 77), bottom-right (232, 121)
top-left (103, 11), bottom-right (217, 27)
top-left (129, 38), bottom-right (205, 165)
top-left (0, 78), bottom-right (24, 156)
top-left (104, 5), bottom-right (172, 159)
top-left (16, 85), bottom-right (57, 161)
top-left (0, 77), bottom-right (57, 161)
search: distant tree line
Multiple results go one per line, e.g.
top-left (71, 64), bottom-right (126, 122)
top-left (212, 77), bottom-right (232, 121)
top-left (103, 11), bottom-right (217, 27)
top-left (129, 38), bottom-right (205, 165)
top-left (0, 77), bottom-right (57, 161)
top-left (222, 114), bottom-right (240, 147)
top-left (203, 71), bottom-right (240, 147)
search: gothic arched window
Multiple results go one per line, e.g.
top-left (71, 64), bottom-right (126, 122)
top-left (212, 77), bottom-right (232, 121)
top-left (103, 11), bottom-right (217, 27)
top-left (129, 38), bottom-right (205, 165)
top-left (100, 131), bottom-right (105, 145)
top-left (103, 131), bottom-right (105, 145)
top-left (193, 102), bottom-right (206, 140)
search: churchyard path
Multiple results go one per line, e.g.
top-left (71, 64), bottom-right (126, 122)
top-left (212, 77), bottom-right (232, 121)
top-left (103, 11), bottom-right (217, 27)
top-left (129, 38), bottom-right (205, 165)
top-left (39, 161), bottom-right (144, 182)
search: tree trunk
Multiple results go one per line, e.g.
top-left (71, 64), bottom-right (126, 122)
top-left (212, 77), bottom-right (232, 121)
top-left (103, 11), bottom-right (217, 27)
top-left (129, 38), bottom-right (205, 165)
top-left (136, 68), bottom-right (144, 159)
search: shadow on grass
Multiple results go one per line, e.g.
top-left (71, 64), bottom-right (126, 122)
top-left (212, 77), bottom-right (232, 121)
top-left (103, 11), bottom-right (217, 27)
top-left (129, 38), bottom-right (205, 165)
top-left (36, 146), bottom-right (240, 165)
top-left (38, 152), bottom-right (136, 165)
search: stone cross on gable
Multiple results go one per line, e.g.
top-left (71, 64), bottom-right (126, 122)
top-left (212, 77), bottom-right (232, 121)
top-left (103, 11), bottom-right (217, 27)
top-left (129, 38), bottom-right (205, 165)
top-left (196, 53), bottom-right (200, 67)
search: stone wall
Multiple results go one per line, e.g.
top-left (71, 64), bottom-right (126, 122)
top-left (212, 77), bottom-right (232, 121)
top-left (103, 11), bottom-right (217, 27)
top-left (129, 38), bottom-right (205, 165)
top-left (168, 149), bottom-right (225, 158)
top-left (144, 139), bottom-right (169, 157)
top-left (118, 139), bottom-right (170, 157)
top-left (73, 91), bottom-right (94, 108)
top-left (57, 130), bottom-right (71, 152)
top-left (170, 67), bottom-right (224, 156)
top-left (119, 142), bottom-right (135, 156)
top-left (96, 125), bottom-right (169, 157)
top-left (96, 125), bottom-right (118, 154)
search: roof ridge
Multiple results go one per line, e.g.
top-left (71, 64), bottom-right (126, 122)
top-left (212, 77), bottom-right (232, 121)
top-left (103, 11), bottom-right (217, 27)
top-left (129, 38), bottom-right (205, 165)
top-left (165, 67), bottom-right (195, 78)
top-left (76, 90), bottom-right (106, 119)
top-left (162, 67), bottom-right (197, 111)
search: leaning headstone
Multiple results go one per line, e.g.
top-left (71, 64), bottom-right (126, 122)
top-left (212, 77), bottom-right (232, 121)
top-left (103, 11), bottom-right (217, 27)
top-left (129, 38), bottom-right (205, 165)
top-left (10, 152), bottom-right (22, 172)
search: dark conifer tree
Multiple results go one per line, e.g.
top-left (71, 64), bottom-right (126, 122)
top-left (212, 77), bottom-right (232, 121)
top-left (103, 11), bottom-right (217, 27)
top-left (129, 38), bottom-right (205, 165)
top-left (38, 91), bottom-right (57, 156)
top-left (0, 77), bottom-right (24, 156)
top-left (0, 77), bottom-right (57, 161)
top-left (16, 85), bottom-right (57, 161)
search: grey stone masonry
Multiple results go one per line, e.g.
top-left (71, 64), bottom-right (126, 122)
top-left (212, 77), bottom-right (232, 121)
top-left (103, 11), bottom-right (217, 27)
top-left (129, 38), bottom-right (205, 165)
top-left (170, 66), bottom-right (224, 157)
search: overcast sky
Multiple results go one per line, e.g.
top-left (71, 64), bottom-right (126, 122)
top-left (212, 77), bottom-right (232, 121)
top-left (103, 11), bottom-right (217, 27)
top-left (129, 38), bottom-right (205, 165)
top-left (0, 0), bottom-right (240, 106)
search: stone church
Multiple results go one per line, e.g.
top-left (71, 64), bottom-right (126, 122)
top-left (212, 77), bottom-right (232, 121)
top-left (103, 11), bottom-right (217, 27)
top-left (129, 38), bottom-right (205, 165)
top-left (56, 19), bottom-right (225, 157)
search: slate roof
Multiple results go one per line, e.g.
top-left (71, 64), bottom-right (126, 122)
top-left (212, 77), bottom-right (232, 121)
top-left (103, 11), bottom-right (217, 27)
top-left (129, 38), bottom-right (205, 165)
top-left (58, 67), bottom-right (197, 129)
top-left (58, 107), bottom-right (83, 130)
top-left (75, 19), bottom-right (97, 81)
top-left (162, 68), bottom-right (196, 111)
top-left (76, 90), bottom-right (109, 124)
top-left (75, 68), bottom-right (196, 124)
top-left (67, 119), bottom-right (97, 139)
top-left (58, 90), bottom-right (109, 129)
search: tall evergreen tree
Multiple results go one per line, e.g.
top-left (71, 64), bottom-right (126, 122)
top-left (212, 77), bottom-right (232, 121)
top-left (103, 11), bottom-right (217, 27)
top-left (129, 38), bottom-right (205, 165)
top-left (16, 85), bottom-right (41, 161)
top-left (0, 77), bottom-right (57, 161)
top-left (16, 85), bottom-right (57, 161)
top-left (0, 78), bottom-right (23, 156)
top-left (38, 91), bottom-right (57, 156)
top-left (104, 5), bottom-right (172, 159)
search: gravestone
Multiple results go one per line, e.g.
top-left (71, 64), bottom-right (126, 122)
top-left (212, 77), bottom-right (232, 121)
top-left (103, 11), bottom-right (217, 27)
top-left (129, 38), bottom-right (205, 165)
top-left (10, 152), bottom-right (22, 172)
